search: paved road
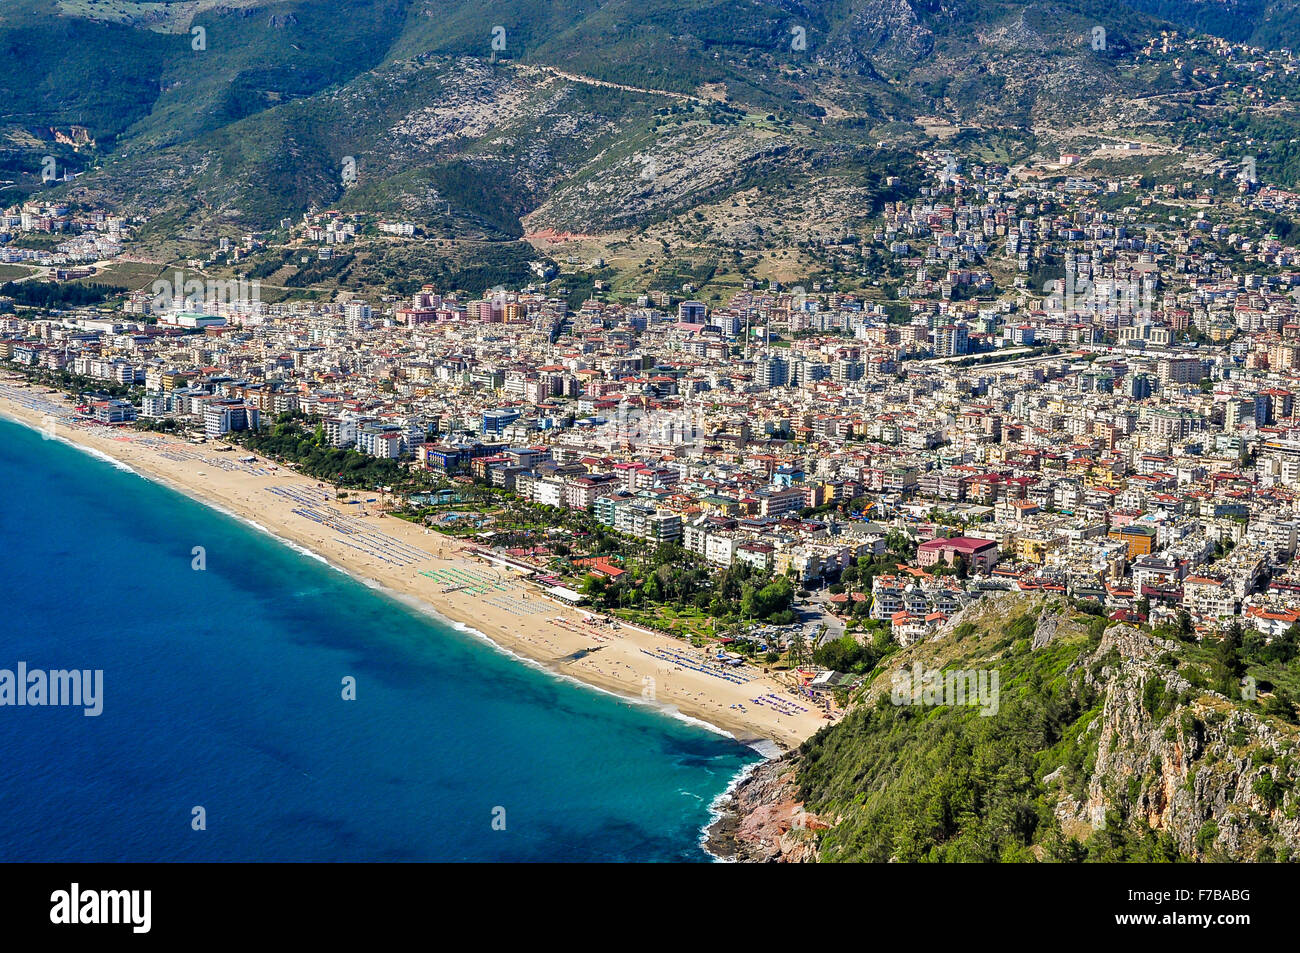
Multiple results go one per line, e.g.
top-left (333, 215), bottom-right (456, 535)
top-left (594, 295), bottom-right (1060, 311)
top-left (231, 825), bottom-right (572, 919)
top-left (798, 593), bottom-right (845, 645)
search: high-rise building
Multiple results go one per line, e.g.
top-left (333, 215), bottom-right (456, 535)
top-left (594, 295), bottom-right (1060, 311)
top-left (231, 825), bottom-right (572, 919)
top-left (934, 322), bottom-right (970, 357)
top-left (754, 354), bottom-right (790, 389)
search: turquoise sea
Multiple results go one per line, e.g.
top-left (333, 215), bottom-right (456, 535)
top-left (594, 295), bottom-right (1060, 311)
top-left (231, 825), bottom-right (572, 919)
top-left (0, 417), bottom-right (757, 861)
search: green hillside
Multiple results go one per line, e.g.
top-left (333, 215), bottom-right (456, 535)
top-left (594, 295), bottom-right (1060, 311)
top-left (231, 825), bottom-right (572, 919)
top-left (1126, 0), bottom-right (1300, 48)
top-left (788, 596), bottom-right (1300, 863)
top-left (0, 0), bottom-right (1284, 245)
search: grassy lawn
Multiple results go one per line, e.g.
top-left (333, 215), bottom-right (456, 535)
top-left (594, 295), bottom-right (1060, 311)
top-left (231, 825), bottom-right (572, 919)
top-left (73, 260), bottom-right (165, 291)
top-left (612, 604), bottom-right (718, 641)
top-left (0, 263), bottom-right (37, 281)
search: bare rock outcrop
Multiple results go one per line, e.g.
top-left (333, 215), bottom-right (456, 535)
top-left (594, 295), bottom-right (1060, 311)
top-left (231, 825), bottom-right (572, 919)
top-left (705, 758), bottom-right (824, 862)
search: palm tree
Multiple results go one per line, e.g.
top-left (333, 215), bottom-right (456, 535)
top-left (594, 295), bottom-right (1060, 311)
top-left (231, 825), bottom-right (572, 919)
top-left (789, 629), bottom-right (808, 668)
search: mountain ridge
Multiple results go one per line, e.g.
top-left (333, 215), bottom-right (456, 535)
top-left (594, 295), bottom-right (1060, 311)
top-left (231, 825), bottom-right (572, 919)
top-left (0, 0), bottom-right (1288, 254)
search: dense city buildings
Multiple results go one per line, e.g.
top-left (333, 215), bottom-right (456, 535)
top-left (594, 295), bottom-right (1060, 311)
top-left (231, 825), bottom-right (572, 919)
top-left (7, 137), bottom-right (1300, 649)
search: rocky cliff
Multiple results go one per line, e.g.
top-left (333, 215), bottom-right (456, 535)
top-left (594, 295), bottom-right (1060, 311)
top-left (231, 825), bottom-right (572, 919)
top-left (705, 759), bottom-right (822, 862)
top-left (1061, 622), bottom-right (1300, 860)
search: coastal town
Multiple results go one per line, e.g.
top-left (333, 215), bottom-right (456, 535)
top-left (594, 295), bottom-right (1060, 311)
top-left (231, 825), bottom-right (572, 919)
top-left (5, 79), bottom-right (1300, 730)
top-left (9, 0), bottom-right (1300, 878)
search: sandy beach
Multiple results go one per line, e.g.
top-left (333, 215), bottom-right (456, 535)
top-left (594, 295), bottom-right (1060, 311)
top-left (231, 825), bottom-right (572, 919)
top-left (0, 372), bottom-right (831, 749)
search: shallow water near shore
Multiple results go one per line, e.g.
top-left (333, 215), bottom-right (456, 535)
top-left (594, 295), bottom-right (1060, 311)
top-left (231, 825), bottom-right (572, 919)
top-left (0, 417), bottom-right (757, 861)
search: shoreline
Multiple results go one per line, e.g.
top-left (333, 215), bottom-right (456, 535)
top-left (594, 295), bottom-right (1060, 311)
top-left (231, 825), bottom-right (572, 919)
top-left (0, 374), bottom-right (830, 754)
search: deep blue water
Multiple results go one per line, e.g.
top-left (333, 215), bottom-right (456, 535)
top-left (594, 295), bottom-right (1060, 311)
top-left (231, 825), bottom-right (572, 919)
top-left (0, 418), bottom-right (756, 861)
